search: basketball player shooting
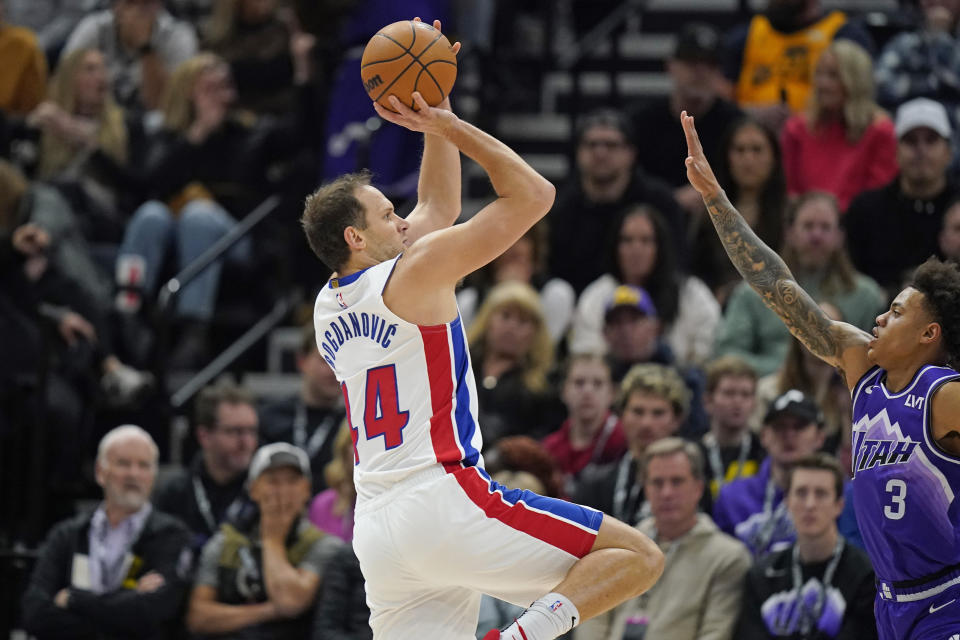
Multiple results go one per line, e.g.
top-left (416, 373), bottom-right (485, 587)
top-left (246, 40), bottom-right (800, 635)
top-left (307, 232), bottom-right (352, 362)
top-left (682, 110), bottom-right (960, 639)
top-left (302, 19), bottom-right (663, 640)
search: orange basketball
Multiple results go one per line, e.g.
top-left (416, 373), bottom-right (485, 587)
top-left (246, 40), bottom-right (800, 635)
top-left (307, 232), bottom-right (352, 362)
top-left (360, 20), bottom-right (457, 111)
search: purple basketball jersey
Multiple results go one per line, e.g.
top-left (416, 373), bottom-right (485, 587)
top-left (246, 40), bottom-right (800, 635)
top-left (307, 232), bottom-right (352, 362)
top-left (851, 365), bottom-right (960, 583)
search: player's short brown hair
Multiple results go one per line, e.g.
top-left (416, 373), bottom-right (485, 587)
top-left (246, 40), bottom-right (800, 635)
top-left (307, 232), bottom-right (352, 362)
top-left (301, 170), bottom-right (372, 271)
top-left (704, 355), bottom-right (757, 394)
top-left (785, 452), bottom-right (845, 500)
top-left (910, 257), bottom-right (960, 369)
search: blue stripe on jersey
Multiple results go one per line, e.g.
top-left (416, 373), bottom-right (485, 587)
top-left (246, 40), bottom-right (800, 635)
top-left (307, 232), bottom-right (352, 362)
top-left (451, 316), bottom-right (481, 467)
top-left (478, 468), bottom-right (603, 532)
top-left (329, 264), bottom-right (373, 288)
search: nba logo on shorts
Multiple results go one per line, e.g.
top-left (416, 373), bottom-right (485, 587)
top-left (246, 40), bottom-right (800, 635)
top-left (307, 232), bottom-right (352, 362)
top-left (337, 291), bottom-right (348, 309)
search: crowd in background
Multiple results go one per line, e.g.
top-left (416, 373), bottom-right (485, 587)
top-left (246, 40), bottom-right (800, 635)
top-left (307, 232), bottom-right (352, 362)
top-left (2, 0), bottom-right (960, 638)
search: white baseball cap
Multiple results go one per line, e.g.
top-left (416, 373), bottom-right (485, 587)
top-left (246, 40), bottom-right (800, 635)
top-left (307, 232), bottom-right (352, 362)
top-left (247, 442), bottom-right (311, 485)
top-left (895, 98), bottom-right (952, 139)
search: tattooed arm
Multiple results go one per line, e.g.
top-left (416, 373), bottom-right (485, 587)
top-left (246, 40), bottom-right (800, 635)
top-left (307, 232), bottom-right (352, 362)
top-left (680, 111), bottom-right (873, 391)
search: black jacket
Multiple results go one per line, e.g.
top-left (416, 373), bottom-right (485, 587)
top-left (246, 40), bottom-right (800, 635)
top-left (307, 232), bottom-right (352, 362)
top-left (152, 454), bottom-right (253, 553)
top-left (21, 509), bottom-right (192, 640)
top-left (735, 541), bottom-right (877, 640)
top-left (547, 168), bottom-right (685, 294)
top-left (844, 177), bottom-right (959, 291)
top-left (311, 544), bottom-right (371, 640)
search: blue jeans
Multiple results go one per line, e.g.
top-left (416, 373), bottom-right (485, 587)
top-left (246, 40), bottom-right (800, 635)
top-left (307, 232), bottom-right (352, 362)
top-left (117, 200), bottom-right (251, 321)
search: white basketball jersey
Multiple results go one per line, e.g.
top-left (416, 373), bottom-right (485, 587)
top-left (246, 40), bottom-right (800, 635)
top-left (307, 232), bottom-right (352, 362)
top-left (313, 255), bottom-right (484, 503)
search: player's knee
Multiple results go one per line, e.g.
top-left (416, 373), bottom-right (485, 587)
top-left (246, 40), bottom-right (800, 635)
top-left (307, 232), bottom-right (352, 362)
top-left (594, 517), bottom-right (664, 595)
top-left (619, 528), bottom-right (664, 595)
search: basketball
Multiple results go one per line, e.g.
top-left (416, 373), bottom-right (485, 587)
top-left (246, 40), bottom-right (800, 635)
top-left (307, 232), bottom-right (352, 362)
top-left (360, 20), bottom-right (457, 111)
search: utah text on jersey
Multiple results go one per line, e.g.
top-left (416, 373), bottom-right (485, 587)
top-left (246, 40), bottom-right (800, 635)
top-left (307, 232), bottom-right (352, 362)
top-left (851, 408), bottom-right (920, 477)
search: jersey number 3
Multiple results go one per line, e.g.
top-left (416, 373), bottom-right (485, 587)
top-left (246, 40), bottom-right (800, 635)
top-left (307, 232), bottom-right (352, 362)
top-left (342, 365), bottom-right (409, 463)
top-left (884, 478), bottom-right (907, 520)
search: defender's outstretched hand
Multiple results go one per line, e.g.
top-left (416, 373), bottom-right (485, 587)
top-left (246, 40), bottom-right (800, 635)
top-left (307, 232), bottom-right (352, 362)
top-left (682, 110), bottom-right (722, 199)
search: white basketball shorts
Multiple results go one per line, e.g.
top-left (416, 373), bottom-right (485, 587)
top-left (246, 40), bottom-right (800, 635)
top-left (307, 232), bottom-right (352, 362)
top-left (353, 464), bottom-right (604, 639)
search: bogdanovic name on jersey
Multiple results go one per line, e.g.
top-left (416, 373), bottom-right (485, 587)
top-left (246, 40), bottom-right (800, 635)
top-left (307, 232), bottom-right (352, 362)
top-left (319, 311), bottom-right (398, 367)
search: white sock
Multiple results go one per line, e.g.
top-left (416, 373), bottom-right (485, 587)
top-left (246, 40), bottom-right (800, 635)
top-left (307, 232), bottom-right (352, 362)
top-left (499, 593), bottom-right (580, 640)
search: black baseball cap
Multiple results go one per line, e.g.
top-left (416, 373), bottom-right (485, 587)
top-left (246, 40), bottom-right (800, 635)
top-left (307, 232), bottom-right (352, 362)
top-left (673, 23), bottom-right (722, 65)
top-left (763, 389), bottom-right (824, 428)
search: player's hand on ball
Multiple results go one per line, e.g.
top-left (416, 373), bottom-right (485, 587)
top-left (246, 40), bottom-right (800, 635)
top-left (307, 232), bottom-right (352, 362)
top-left (374, 92), bottom-right (458, 136)
top-left (682, 110), bottom-right (722, 199)
top-left (413, 17), bottom-right (462, 56)
top-left (414, 17), bottom-right (459, 112)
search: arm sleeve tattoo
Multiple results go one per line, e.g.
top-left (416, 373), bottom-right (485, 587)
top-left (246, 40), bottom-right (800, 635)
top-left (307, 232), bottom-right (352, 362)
top-left (704, 191), bottom-right (843, 364)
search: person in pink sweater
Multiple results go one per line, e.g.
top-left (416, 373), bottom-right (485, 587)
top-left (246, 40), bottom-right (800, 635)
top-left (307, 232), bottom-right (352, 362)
top-left (308, 424), bottom-right (355, 542)
top-left (781, 39), bottom-right (898, 211)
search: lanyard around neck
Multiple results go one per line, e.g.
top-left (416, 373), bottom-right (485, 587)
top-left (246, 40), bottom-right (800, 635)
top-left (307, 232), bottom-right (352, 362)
top-left (192, 473), bottom-right (245, 534)
top-left (613, 453), bottom-right (644, 525)
top-left (293, 403), bottom-right (337, 459)
top-left (753, 475), bottom-right (788, 555)
top-left (704, 431), bottom-right (751, 492)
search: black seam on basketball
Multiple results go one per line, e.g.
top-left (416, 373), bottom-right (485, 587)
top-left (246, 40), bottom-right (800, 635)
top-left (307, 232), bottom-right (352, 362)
top-left (419, 59), bottom-right (454, 100)
top-left (372, 32), bottom-right (414, 56)
top-left (414, 64), bottom-right (443, 100)
top-left (372, 31), bottom-right (446, 103)
top-left (361, 49), bottom-right (413, 68)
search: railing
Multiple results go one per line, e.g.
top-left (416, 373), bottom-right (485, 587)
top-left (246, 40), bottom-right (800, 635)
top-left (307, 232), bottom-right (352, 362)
top-left (153, 194), bottom-right (282, 394)
top-left (168, 290), bottom-right (301, 410)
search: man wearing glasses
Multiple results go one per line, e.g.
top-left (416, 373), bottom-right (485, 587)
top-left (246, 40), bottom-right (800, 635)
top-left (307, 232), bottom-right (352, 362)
top-left (154, 381), bottom-right (259, 552)
top-left (546, 108), bottom-right (685, 294)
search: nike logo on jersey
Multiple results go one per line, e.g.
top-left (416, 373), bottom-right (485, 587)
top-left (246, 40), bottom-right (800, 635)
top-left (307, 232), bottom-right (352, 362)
top-left (851, 434), bottom-right (919, 475)
top-left (929, 598), bottom-right (955, 614)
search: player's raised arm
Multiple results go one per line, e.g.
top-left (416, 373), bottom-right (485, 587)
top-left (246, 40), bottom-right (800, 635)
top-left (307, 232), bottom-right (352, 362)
top-left (374, 94), bottom-right (555, 286)
top-left (403, 19), bottom-right (462, 243)
top-left (681, 111), bottom-right (872, 388)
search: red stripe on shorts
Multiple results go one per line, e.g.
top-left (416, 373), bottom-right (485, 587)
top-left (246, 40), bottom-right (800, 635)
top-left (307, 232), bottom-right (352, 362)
top-left (454, 467), bottom-right (597, 558)
top-left (420, 326), bottom-right (463, 470)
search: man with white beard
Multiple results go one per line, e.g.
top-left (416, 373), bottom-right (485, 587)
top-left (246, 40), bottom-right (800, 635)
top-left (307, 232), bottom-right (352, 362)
top-left (21, 425), bottom-right (193, 640)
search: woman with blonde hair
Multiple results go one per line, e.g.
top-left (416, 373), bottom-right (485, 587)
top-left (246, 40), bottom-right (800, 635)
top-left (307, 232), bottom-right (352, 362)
top-left (114, 52), bottom-right (263, 368)
top-left (24, 47), bottom-right (149, 239)
top-left (466, 281), bottom-right (561, 443)
top-left (781, 39), bottom-right (898, 211)
top-left (308, 422), bottom-right (357, 542)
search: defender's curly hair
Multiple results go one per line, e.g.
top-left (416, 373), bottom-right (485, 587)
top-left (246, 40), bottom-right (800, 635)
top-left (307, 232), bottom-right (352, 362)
top-left (910, 257), bottom-right (960, 369)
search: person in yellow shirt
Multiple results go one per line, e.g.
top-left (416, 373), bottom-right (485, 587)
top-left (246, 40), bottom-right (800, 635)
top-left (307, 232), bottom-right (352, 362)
top-left (0, 3), bottom-right (46, 116)
top-left (720, 0), bottom-right (874, 132)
